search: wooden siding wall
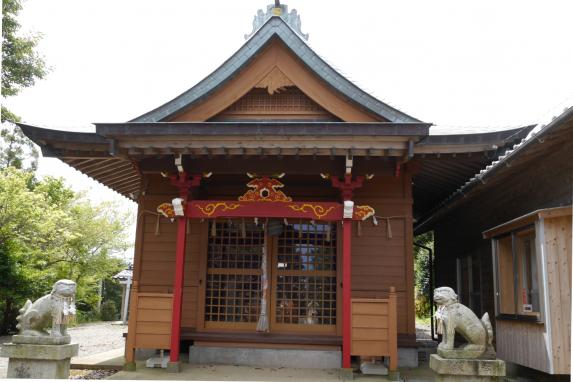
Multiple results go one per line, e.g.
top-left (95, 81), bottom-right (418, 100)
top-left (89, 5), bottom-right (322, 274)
top-left (133, 293), bottom-right (173, 349)
top-left (496, 320), bottom-right (550, 373)
top-left (544, 215), bottom-right (572, 374)
top-left (352, 173), bottom-right (415, 339)
top-left (133, 179), bottom-right (204, 329)
top-left (432, 138), bottom-right (573, 323)
top-left (132, 171), bottom-right (415, 341)
top-left (351, 293), bottom-right (398, 370)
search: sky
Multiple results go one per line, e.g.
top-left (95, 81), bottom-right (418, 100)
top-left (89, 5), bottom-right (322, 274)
top-left (3, 0), bottom-right (573, 258)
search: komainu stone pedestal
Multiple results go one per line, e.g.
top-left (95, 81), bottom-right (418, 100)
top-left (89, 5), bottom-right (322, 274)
top-left (430, 354), bottom-right (506, 382)
top-left (1, 342), bottom-right (78, 379)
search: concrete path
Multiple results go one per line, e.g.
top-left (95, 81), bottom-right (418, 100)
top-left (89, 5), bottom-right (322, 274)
top-left (71, 348), bottom-right (124, 370)
top-left (109, 361), bottom-right (436, 381)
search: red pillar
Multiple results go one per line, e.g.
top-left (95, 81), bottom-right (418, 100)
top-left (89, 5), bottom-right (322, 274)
top-left (342, 218), bottom-right (352, 369)
top-left (331, 174), bottom-right (363, 370)
top-left (168, 173), bottom-right (201, 367)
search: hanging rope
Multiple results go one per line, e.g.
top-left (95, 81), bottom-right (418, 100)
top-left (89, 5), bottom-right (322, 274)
top-left (138, 210), bottom-right (162, 236)
top-left (241, 218), bottom-right (247, 239)
top-left (256, 228), bottom-right (269, 332)
top-left (211, 219), bottom-right (217, 237)
top-left (371, 215), bottom-right (409, 239)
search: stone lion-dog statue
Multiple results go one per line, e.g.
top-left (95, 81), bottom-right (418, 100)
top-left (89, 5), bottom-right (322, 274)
top-left (14, 279), bottom-right (77, 345)
top-left (434, 286), bottom-right (494, 359)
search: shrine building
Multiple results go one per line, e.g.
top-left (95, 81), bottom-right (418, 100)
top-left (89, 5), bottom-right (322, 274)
top-left (20, 2), bottom-right (559, 375)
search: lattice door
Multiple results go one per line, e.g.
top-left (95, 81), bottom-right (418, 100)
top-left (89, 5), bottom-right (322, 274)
top-left (271, 221), bottom-right (337, 333)
top-left (204, 220), bottom-right (264, 329)
top-left (203, 219), bottom-right (338, 333)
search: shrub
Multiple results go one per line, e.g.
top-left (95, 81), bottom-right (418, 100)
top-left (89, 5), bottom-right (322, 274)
top-left (100, 300), bottom-right (118, 321)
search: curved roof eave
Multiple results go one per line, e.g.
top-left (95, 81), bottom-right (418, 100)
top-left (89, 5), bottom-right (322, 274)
top-left (130, 16), bottom-right (422, 124)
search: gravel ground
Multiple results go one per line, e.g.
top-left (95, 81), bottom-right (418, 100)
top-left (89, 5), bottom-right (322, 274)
top-left (0, 321), bottom-right (126, 378)
top-left (70, 369), bottom-right (119, 379)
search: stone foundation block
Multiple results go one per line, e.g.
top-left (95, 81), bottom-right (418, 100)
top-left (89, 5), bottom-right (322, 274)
top-left (1, 342), bottom-right (78, 379)
top-left (189, 345), bottom-right (341, 369)
top-left (430, 354), bottom-right (506, 382)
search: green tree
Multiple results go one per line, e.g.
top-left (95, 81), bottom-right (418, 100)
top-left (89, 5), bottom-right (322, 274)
top-left (2, 0), bottom-right (48, 170)
top-left (0, 168), bottom-right (130, 333)
top-left (414, 231), bottom-right (433, 318)
top-left (2, 0), bottom-right (47, 99)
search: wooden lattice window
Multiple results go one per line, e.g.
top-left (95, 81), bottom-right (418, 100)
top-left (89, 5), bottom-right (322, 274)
top-left (275, 222), bottom-right (337, 327)
top-left (205, 221), bottom-right (263, 324)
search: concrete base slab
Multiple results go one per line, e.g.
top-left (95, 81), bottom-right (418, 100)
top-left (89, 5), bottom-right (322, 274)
top-left (166, 361), bottom-right (180, 373)
top-left (387, 370), bottom-right (401, 381)
top-left (430, 354), bottom-right (505, 382)
top-left (397, 347), bottom-right (418, 368)
top-left (339, 368), bottom-right (353, 380)
top-left (360, 361), bottom-right (388, 375)
top-left (189, 345), bottom-right (341, 369)
top-left (122, 362), bottom-right (136, 372)
top-left (71, 348), bottom-right (124, 370)
top-left (108, 360), bottom-right (437, 381)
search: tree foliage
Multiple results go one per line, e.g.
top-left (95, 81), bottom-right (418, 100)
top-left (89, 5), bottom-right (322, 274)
top-left (0, 168), bottom-right (130, 333)
top-left (1, 0), bottom-right (48, 170)
top-left (414, 231), bottom-right (433, 318)
top-left (2, 0), bottom-right (47, 98)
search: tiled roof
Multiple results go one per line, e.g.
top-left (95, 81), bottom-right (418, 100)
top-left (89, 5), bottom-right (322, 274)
top-left (131, 16), bottom-right (421, 124)
top-left (415, 105), bottom-right (573, 232)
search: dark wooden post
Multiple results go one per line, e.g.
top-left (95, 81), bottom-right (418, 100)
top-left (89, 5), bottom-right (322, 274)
top-left (168, 173), bottom-right (201, 372)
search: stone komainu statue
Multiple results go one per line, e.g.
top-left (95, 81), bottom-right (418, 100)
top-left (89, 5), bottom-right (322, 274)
top-left (433, 286), bottom-right (495, 359)
top-left (15, 280), bottom-right (77, 344)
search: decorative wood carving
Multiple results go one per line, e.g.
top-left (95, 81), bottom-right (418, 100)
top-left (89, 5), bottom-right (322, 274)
top-left (194, 202), bottom-right (241, 217)
top-left (157, 202), bottom-right (176, 220)
top-left (239, 176), bottom-right (293, 202)
top-left (255, 67), bottom-right (294, 95)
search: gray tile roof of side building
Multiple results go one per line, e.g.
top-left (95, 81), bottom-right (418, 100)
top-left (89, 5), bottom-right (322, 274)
top-left (130, 16), bottom-right (422, 124)
top-left (414, 105), bottom-right (573, 233)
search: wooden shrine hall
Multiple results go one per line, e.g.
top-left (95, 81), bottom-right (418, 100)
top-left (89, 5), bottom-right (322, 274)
top-left (19, 3), bottom-right (535, 374)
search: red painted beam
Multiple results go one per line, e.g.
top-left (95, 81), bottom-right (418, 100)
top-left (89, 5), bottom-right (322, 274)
top-left (186, 200), bottom-right (374, 221)
top-left (187, 200), bottom-right (342, 221)
top-left (342, 218), bottom-right (352, 369)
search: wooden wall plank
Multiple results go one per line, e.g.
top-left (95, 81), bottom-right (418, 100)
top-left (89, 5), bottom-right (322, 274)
top-left (135, 334), bottom-right (171, 349)
top-left (496, 319), bottom-right (550, 373)
top-left (544, 216), bottom-right (572, 374)
top-left (351, 340), bottom-right (389, 355)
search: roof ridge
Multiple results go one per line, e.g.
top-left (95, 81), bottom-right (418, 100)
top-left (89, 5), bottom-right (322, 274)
top-left (130, 16), bottom-right (422, 124)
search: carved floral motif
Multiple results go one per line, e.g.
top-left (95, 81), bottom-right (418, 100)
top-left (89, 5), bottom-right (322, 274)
top-left (195, 202), bottom-right (241, 217)
top-left (287, 203), bottom-right (335, 219)
top-left (157, 203), bottom-right (176, 219)
top-left (354, 205), bottom-right (376, 221)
